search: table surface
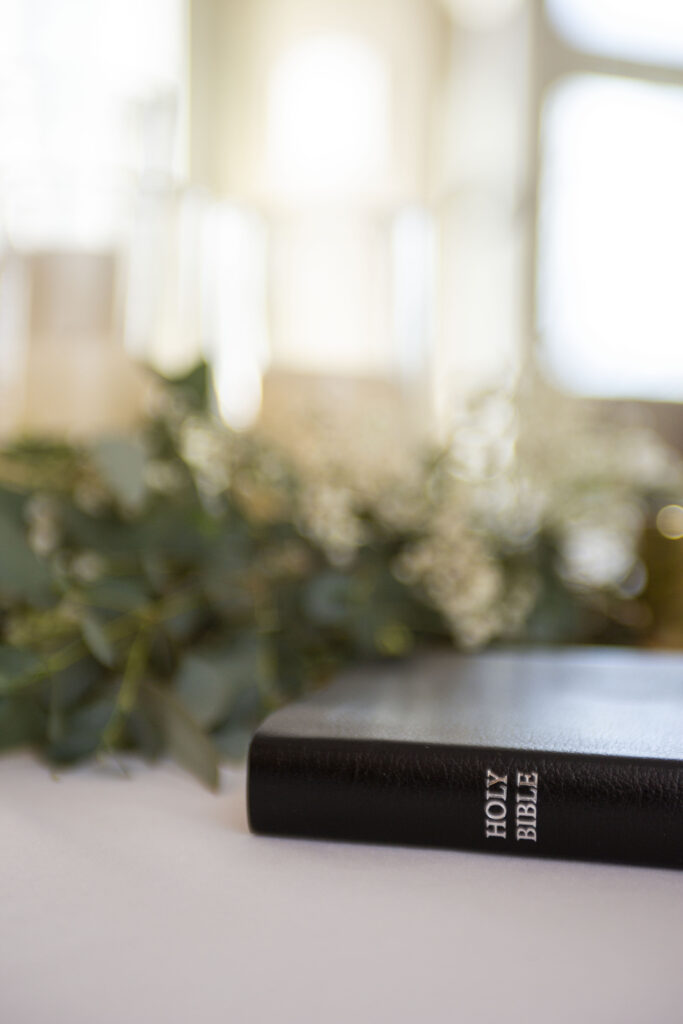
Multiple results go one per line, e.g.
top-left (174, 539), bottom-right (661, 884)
top-left (2, 752), bottom-right (682, 1024)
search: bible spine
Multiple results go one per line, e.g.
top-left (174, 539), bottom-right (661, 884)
top-left (248, 734), bottom-right (683, 869)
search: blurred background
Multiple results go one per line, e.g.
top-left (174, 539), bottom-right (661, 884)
top-left (2, 0), bottom-right (682, 439)
top-left (3, 0), bottom-right (683, 769)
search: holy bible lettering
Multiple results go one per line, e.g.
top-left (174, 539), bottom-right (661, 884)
top-left (485, 768), bottom-right (539, 842)
top-left (516, 771), bottom-right (539, 841)
top-left (485, 769), bottom-right (508, 839)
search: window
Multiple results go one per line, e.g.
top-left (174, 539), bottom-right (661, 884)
top-left (266, 35), bottom-right (389, 201)
top-left (538, 74), bottom-right (683, 400)
top-left (535, 0), bottom-right (683, 401)
top-left (0, 0), bottom-right (185, 249)
top-left (265, 34), bottom-right (396, 377)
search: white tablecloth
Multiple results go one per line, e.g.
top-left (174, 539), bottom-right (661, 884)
top-left (2, 752), bottom-right (681, 1024)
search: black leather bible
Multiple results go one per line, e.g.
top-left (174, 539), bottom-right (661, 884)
top-left (247, 648), bottom-right (683, 868)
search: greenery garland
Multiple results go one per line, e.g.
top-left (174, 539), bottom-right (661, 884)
top-left (0, 365), bottom-right (679, 787)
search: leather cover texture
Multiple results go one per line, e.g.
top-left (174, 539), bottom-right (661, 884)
top-left (247, 648), bottom-right (683, 868)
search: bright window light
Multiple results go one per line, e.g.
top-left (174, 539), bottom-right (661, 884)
top-left (537, 75), bottom-right (683, 401)
top-left (267, 35), bottom-right (389, 199)
top-left (392, 208), bottom-right (434, 382)
top-left (269, 213), bottom-right (391, 375)
top-left (204, 205), bottom-right (269, 430)
top-left (0, 0), bottom-right (184, 248)
top-left (546, 0), bottom-right (683, 67)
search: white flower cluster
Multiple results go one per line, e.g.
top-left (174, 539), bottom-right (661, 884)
top-left (255, 379), bottom-right (682, 646)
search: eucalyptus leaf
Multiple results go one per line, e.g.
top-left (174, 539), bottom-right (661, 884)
top-left (0, 646), bottom-right (42, 695)
top-left (92, 438), bottom-right (147, 511)
top-left (126, 705), bottom-right (164, 761)
top-left (173, 634), bottom-right (271, 730)
top-left (211, 682), bottom-right (263, 759)
top-left (134, 504), bottom-right (219, 562)
top-left (211, 726), bottom-right (252, 760)
top-left (0, 508), bottom-right (54, 607)
top-left (140, 681), bottom-right (219, 790)
top-left (304, 572), bottom-right (354, 626)
top-left (81, 614), bottom-right (115, 668)
top-left (84, 576), bottom-right (152, 612)
top-left (60, 505), bottom-right (142, 556)
top-left (173, 652), bottom-right (234, 730)
top-left (48, 695), bottom-right (117, 764)
top-left (163, 604), bottom-right (207, 643)
top-left (0, 487), bottom-right (27, 528)
top-left (47, 657), bottom-right (100, 709)
top-left (0, 697), bottom-right (44, 750)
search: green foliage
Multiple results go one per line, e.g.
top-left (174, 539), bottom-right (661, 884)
top-left (0, 366), bottom-right (675, 787)
top-left (0, 368), bottom-right (450, 787)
